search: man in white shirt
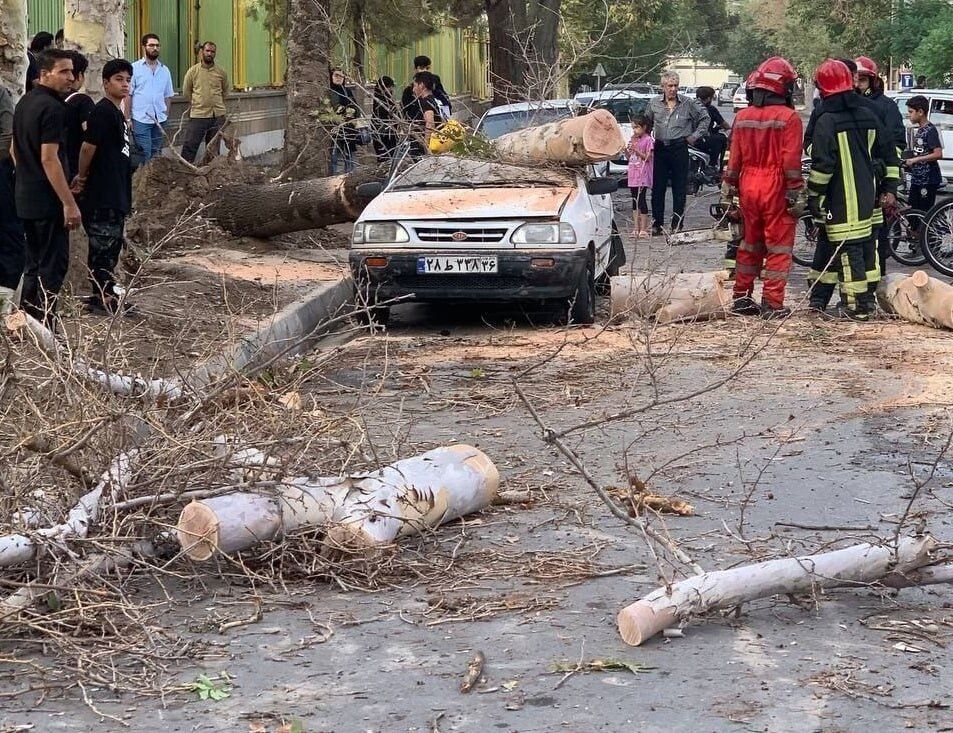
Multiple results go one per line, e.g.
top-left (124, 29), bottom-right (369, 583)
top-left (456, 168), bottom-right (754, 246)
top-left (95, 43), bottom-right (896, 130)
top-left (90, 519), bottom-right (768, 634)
top-left (127, 33), bottom-right (174, 163)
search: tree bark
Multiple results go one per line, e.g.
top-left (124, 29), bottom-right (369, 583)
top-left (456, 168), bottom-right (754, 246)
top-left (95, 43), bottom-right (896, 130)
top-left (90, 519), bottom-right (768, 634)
top-left (206, 164), bottom-right (382, 238)
top-left (877, 270), bottom-right (953, 330)
top-left (610, 270), bottom-right (732, 324)
top-left (485, 0), bottom-right (527, 105)
top-left (492, 108), bottom-right (625, 165)
top-left (617, 536), bottom-right (939, 646)
top-left (283, 0), bottom-right (331, 178)
top-left (351, 0), bottom-right (366, 83)
top-left (63, 0), bottom-right (126, 98)
top-left (524, 0), bottom-right (561, 98)
top-left (0, 0), bottom-right (27, 99)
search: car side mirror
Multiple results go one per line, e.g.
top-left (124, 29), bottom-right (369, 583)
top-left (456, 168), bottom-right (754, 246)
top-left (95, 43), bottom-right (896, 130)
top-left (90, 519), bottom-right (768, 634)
top-left (587, 177), bottom-right (619, 196)
top-left (356, 181), bottom-right (384, 198)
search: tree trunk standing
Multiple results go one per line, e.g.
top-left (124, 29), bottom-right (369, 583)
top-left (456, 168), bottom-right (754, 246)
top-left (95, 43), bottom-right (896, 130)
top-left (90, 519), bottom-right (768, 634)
top-left (0, 0), bottom-right (27, 98)
top-left (485, 0), bottom-right (527, 105)
top-left (350, 0), bottom-right (366, 83)
top-left (283, 0), bottom-right (331, 179)
top-left (524, 0), bottom-right (561, 98)
top-left (63, 0), bottom-right (126, 97)
top-left (206, 165), bottom-right (382, 238)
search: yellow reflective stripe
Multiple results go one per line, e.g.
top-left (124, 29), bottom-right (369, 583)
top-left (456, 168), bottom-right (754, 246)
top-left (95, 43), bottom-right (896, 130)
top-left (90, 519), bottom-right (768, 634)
top-left (840, 251), bottom-right (859, 308)
top-left (868, 129), bottom-right (875, 155)
top-left (827, 222), bottom-right (873, 240)
top-left (885, 165), bottom-right (900, 179)
top-left (838, 131), bottom-right (858, 227)
top-left (808, 268), bottom-right (839, 284)
top-left (809, 169), bottom-right (833, 185)
top-left (871, 207), bottom-right (884, 225)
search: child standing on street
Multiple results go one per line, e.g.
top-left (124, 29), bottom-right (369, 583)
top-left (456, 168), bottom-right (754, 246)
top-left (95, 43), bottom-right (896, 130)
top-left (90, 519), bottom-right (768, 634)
top-left (627, 115), bottom-right (654, 238)
top-left (904, 95), bottom-right (943, 214)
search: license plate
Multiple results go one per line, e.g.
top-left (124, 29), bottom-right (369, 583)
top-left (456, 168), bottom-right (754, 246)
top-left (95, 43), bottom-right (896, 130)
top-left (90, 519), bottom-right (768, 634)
top-left (416, 256), bottom-right (499, 274)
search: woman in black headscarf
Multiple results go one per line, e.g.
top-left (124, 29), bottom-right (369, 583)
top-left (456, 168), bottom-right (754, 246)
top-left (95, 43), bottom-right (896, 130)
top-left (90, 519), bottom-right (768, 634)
top-left (372, 76), bottom-right (400, 163)
top-left (328, 68), bottom-right (361, 173)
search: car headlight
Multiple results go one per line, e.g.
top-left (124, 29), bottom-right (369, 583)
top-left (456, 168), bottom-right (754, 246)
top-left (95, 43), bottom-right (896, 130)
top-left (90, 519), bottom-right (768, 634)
top-left (353, 222), bottom-right (410, 244)
top-left (511, 222), bottom-right (576, 244)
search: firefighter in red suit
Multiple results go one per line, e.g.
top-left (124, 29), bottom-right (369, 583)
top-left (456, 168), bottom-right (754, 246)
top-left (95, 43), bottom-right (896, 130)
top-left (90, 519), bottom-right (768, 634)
top-left (722, 57), bottom-right (806, 319)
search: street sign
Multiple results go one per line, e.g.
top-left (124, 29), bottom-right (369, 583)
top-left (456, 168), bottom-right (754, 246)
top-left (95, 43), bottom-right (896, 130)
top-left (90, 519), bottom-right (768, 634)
top-left (900, 72), bottom-right (914, 90)
top-left (592, 63), bottom-right (606, 91)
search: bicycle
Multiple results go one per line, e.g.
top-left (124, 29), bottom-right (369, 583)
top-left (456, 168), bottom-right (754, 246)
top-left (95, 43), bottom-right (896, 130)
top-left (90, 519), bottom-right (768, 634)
top-left (920, 197), bottom-right (953, 277)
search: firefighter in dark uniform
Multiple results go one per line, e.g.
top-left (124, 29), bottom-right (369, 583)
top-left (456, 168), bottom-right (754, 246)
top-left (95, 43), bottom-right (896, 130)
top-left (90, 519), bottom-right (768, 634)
top-left (807, 59), bottom-right (901, 321)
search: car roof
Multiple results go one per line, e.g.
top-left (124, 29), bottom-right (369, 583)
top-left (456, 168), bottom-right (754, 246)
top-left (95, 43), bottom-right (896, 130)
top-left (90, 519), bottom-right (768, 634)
top-left (483, 100), bottom-right (576, 115)
top-left (893, 88), bottom-right (953, 97)
top-left (573, 89), bottom-right (654, 101)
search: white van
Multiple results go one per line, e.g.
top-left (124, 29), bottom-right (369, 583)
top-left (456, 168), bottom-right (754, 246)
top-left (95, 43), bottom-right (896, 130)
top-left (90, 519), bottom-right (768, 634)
top-left (892, 89), bottom-right (953, 181)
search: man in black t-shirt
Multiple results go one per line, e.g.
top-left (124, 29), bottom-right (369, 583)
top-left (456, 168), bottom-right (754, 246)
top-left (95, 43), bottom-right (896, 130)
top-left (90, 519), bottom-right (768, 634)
top-left (400, 55), bottom-right (451, 119)
top-left (71, 59), bottom-right (134, 314)
top-left (696, 87), bottom-right (730, 171)
top-left (64, 51), bottom-right (95, 180)
top-left (404, 71), bottom-right (440, 158)
top-left (11, 48), bottom-right (82, 325)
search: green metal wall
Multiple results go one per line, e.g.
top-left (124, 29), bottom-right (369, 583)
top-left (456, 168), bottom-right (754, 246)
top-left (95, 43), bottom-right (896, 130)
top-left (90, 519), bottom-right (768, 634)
top-left (141, 0), bottom-right (192, 89)
top-left (196, 0), bottom-right (234, 89)
top-left (27, 0), bottom-right (64, 37)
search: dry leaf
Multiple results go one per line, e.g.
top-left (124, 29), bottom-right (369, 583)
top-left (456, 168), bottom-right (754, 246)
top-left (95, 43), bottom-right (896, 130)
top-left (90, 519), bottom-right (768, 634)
top-left (4, 311), bottom-right (26, 331)
top-left (637, 493), bottom-right (695, 516)
top-left (460, 650), bottom-right (485, 693)
top-left (279, 391), bottom-right (303, 410)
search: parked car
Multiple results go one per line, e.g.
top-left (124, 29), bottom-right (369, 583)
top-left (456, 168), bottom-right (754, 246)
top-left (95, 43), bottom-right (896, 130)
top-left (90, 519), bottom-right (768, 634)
top-left (891, 88), bottom-right (953, 181)
top-left (573, 88), bottom-right (654, 176)
top-left (349, 155), bottom-right (624, 325)
top-left (732, 83), bottom-right (748, 111)
top-left (717, 84), bottom-right (737, 106)
top-left (475, 100), bottom-right (577, 140)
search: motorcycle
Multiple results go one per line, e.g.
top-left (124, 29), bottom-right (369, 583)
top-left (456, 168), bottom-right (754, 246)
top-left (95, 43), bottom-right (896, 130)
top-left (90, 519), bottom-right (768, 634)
top-left (687, 144), bottom-right (722, 195)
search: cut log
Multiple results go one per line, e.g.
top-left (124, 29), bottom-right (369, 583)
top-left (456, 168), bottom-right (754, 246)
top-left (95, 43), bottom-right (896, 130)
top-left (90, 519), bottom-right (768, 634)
top-left (877, 270), bottom-right (953, 330)
top-left (610, 270), bottom-right (731, 324)
top-left (176, 445), bottom-right (499, 560)
top-left (491, 108), bottom-right (625, 166)
top-left (206, 165), bottom-right (383, 238)
top-left (617, 535), bottom-right (938, 646)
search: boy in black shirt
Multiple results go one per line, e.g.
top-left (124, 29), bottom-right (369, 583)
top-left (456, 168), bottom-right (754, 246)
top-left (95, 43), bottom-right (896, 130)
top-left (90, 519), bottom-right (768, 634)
top-left (71, 59), bottom-right (133, 314)
top-left (11, 48), bottom-right (82, 325)
top-left (904, 95), bottom-right (943, 213)
top-left (64, 51), bottom-right (95, 180)
top-left (404, 71), bottom-right (440, 158)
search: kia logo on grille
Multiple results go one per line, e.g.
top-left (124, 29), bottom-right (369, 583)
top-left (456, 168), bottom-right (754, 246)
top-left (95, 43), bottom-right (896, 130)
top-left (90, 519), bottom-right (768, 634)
top-left (451, 231), bottom-right (468, 241)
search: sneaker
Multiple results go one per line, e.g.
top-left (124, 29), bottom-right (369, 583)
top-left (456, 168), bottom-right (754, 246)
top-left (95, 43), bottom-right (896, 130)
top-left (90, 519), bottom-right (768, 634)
top-left (837, 305), bottom-right (870, 322)
top-left (760, 304), bottom-right (791, 320)
top-left (731, 295), bottom-right (761, 316)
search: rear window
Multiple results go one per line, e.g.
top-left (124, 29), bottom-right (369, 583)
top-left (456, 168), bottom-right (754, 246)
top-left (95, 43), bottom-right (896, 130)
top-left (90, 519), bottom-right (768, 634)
top-left (480, 107), bottom-right (574, 139)
top-left (590, 97), bottom-right (648, 123)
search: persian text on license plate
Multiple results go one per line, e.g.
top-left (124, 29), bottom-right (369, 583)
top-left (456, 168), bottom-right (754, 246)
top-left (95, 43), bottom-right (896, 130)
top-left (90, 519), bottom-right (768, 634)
top-left (417, 256), bottom-right (499, 274)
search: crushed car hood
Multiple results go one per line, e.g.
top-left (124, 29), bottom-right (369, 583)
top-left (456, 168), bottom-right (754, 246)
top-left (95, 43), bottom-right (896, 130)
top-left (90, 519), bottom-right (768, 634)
top-left (362, 186), bottom-right (574, 221)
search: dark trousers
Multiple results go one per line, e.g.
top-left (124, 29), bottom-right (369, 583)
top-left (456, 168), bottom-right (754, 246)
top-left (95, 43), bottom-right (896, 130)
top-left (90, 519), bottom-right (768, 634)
top-left (0, 158), bottom-right (25, 290)
top-left (181, 116), bottom-right (223, 164)
top-left (21, 217), bottom-right (69, 324)
top-left (808, 230), bottom-right (874, 312)
top-left (651, 141), bottom-right (689, 231)
top-left (82, 209), bottom-right (125, 304)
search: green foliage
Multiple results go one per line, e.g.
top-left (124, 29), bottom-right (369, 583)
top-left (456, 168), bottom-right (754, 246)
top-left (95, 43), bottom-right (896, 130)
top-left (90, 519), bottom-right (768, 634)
top-left (190, 673), bottom-right (232, 702)
top-left (913, 14), bottom-right (953, 85)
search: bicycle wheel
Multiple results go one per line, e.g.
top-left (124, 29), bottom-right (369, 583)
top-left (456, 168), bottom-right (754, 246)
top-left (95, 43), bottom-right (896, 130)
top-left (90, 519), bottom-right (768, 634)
top-left (886, 209), bottom-right (927, 266)
top-left (922, 199), bottom-right (953, 277)
top-left (792, 213), bottom-right (818, 267)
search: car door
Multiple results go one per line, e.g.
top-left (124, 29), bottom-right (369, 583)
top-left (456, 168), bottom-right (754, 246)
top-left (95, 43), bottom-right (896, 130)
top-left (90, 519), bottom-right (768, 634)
top-left (928, 97), bottom-right (953, 181)
top-left (583, 168), bottom-right (614, 273)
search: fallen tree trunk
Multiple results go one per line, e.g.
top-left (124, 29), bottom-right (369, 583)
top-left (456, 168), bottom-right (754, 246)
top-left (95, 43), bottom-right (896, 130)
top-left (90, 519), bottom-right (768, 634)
top-left (206, 164), bottom-right (383, 238)
top-left (610, 270), bottom-right (731, 324)
top-left (176, 445), bottom-right (499, 560)
top-left (617, 536), bottom-right (938, 646)
top-left (877, 270), bottom-right (953, 329)
top-left (492, 108), bottom-right (625, 166)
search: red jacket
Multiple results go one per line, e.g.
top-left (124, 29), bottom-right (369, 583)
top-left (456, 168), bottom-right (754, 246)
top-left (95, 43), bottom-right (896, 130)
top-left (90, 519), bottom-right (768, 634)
top-left (724, 104), bottom-right (804, 191)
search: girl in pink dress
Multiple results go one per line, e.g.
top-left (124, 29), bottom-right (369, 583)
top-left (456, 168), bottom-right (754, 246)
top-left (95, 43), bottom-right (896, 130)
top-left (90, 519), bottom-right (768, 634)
top-left (627, 115), bottom-right (654, 238)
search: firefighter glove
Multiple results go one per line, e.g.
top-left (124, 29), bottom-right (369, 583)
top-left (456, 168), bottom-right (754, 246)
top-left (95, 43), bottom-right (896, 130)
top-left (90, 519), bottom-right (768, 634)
top-left (785, 189), bottom-right (807, 218)
top-left (807, 195), bottom-right (827, 224)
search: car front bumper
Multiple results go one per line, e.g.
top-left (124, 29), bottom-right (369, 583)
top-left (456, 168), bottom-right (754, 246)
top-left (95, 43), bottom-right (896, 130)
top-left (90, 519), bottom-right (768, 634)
top-left (349, 249), bottom-right (588, 303)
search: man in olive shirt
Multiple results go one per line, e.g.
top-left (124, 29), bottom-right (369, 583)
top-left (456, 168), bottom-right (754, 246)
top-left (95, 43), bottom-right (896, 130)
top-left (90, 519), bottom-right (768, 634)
top-left (644, 71), bottom-right (710, 234)
top-left (180, 41), bottom-right (228, 163)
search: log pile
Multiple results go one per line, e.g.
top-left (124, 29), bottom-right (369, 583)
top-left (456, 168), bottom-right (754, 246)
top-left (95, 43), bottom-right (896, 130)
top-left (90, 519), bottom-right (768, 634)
top-left (610, 270), bottom-right (732, 324)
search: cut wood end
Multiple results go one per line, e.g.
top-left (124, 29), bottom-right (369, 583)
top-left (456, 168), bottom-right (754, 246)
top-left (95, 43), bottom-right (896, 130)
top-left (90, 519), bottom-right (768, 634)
top-left (175, 500), bottom-right (220, 561)
top-left (447, 444), bottom-right (501, 498)
top-left (910, 270), bottom-right (930, 288)
top-left (581, 109), bottom-right (625, 157)
top-left (617, 600), bottom-right (675, 647)
top-left (324, 522), bottom-right (385, 555)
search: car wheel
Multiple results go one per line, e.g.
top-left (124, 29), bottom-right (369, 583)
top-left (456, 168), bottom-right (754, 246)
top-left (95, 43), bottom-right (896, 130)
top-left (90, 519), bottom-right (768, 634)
top-left (569, 253), bottom-right (596, 325)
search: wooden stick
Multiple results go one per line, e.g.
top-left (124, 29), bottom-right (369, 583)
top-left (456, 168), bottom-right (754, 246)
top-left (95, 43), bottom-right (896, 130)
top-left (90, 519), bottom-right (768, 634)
top-left (617, 536), bottom-right (939, 646)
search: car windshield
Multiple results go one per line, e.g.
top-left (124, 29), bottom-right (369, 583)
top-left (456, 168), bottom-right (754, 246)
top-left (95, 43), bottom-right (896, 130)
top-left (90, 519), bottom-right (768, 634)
top-left (590, 97), bottom-right (648, 123)
top-left (390, 155), bottom-right (574, 191)
top-left (480, 107), bottom-right (573, 139)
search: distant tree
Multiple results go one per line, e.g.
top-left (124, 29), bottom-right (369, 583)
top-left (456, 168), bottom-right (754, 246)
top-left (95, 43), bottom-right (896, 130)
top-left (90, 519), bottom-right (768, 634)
top-left (0, 0), bottom-right (27, 97)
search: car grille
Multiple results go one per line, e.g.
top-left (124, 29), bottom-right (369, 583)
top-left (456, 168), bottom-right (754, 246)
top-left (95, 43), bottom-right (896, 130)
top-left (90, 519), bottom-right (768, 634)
top-left (396, 275), bottom-right (525, 290)
top-left (414, 226), bottom-right (508, 243)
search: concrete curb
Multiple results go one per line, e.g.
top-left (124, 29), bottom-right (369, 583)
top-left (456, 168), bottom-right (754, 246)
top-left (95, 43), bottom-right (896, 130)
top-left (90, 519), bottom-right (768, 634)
top-left (187, 276), bottom-right (355, 390)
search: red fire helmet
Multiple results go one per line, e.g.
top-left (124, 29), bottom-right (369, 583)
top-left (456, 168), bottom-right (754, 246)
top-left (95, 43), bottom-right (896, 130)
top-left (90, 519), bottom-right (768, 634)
top-left (854, 56), bottom-right (879, 77)
top-left (750, 57), bottom-right (798, 96)
top-left (815, 59), bottom-right (855, 98)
